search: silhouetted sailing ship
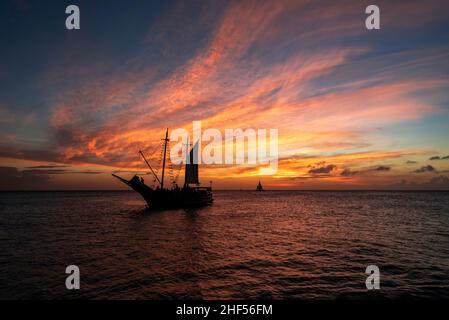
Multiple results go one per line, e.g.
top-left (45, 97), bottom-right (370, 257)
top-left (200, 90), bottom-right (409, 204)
top-left (256, 180), bottom-right (264, 191)
top-left (113, 129), bottom-right (213, 209)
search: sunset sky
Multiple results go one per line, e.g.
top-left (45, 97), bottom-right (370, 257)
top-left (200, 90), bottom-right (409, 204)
top-left (1, 0), bottom-right (449, 190)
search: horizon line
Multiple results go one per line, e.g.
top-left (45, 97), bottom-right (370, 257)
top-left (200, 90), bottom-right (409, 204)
top-left (1, 189), bottom-right (449, 192)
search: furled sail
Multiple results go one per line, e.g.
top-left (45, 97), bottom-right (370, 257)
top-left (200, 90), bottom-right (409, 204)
top-left (185, 141), bottom-right (199, 185)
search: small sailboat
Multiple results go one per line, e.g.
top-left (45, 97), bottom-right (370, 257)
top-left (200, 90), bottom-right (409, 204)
top-left (256, 180), bottom-right (264, 191)
top-left (112, 129), bottom-right (213, 209)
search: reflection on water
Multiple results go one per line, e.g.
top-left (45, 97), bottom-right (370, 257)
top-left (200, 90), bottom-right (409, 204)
top-left (0, 190), bottom-right (449, 299)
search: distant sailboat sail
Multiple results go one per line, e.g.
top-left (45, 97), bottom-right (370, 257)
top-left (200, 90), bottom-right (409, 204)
top-left (185, 141), bottom-right (199, 185)
top-left (256, 180), bottom-right (263, 191)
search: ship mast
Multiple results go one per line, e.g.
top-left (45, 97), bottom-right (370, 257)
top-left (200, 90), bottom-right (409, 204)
top-left (160, 128), bottom-right (169, 189)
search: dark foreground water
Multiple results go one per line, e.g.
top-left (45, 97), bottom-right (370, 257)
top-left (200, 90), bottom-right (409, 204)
top-left (0, 190), bottom-right (449, 299)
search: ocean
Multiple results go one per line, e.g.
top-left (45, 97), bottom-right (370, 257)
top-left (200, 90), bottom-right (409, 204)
top-left (0, 190), bottom-right (448, 299)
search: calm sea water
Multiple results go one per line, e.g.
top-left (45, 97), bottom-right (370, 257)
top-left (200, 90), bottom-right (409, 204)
top-left (0, 190), bottom-right (449, 299)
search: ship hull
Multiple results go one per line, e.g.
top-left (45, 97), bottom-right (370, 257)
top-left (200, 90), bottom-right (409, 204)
top-left (113, 173), bottom-right (213, 209)
top-left (144, 187), bottom-right (213, 209)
